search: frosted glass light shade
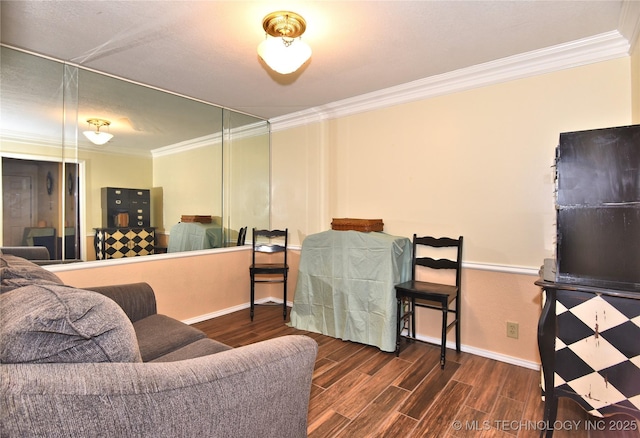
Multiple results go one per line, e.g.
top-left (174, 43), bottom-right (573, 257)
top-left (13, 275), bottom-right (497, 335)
top-left (83, 130), bottom-right (113, 145)
top-left (257, 37), bottom-right (312, 74)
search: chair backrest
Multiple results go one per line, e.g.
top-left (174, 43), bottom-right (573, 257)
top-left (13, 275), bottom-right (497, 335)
top-left (236, 226), bottom-right (247, 246)
top-left (252, 228), bottom-right (288, 264)
top-left (411, 235), bottom-right (463, 287)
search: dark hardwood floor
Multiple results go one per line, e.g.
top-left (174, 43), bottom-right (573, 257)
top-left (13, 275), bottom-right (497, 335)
top-left (193, 304), bottom-right (640, 438)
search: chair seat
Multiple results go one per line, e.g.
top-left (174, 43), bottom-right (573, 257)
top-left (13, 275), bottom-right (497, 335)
top-left (251, 263), bottom-right (288, 271)
top-left (395, 280), bottom-right (458, 302)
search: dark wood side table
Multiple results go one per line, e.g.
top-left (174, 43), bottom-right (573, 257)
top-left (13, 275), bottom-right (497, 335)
top-left (536, 279), bottom-right (640, 437)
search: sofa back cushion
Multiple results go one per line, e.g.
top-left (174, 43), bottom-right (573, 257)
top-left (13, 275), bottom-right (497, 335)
top-left (0, 284), bottom-right (142, 363)
top-left (1, 254), bottom-right (63, 293)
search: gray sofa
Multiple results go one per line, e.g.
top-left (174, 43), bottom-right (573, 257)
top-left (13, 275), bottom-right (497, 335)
top-left (0, 251), bottom-right (318, 437)
top-left (0, 245), bottom-right (57, 265)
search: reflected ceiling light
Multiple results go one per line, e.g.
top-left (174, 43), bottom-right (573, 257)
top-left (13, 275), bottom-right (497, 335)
top-left (83, 118), bottom-right (113, 145)
top-left (257, 11), bottom-right (311, 75)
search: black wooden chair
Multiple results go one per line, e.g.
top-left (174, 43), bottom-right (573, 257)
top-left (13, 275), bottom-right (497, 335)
top-left (249, 228), bottom-right (289, 321)
top-left (394, 235), bottom-right (463, 368)
top-left (236, 226), bottom-right (247, 246)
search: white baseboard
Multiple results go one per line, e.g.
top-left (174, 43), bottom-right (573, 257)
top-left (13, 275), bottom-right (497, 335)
top-left (406, 332), bottom-right (540, 371)
top-left (180, 297), bottom-right (291, 325)
top-left (183, 299), bottom-right (540, 371)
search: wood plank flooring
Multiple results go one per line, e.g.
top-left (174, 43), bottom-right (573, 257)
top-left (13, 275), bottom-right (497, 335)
top-left (193, 304), bottom-right (640, 438)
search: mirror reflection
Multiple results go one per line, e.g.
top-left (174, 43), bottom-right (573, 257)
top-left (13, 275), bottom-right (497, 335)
top-left (0, 46), bottom-right (270, 264)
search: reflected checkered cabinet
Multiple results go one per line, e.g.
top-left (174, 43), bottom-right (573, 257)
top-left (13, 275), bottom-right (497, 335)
top-left (94, 227), bottom-right (155, 260)
top-left (94, 187), bottom-right (155, 260)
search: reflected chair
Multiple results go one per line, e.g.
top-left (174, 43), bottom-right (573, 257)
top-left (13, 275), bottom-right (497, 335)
top-left (395, 235), bottom-right (463, 368)
top-left (32, 234), bottom-right (57, 261)
top-left (249, 228), bottom-right (289, 321)
top-left (236, 226), bottom-right (247, 246)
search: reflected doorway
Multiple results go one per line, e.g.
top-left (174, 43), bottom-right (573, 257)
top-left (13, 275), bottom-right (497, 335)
top-left (2, 157), bottom-right (79, 260)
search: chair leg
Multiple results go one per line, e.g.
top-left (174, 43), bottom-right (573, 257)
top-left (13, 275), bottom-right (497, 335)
top-left (440, 304), bottom-right (447, 369)
top-left (395, 297), bottom-right (402, 356)
top-left (410, 298), bottom-right (416, 340)
top-left (455, 296), bottom-right (461, 353)
top-left (282, 273), bottom-right (288, 320)
top-left (250, 273), bottom-right (255, 321)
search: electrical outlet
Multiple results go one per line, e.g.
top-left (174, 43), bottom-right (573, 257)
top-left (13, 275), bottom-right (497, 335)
top-left (507, 321), bottom-right (519, 339)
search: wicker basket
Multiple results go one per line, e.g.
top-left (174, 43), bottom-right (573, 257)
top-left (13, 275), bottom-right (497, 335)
top-left (331, 218), bottom-right (384, 232)
top-left (181, 215), bottom-right (212, 224)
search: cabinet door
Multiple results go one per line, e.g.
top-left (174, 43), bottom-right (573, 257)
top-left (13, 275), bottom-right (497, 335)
top-left (126, 228), bottom-right (154, 256)
top-left (554, 290), bottom-right (640, 416)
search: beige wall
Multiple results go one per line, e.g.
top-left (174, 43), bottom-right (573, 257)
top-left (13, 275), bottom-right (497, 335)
top-left (270, 57), bottom-right (632, 366)
top-left (77, 149), bottom-right (153, 260)
top-left (54, 248), bottom-right (300, 322)
top-left (632, 31), bottom-right (640, 124)
top-left (272, 59), bottom-right (632, 264)
top-left (49, 55), bottom-right (634, 369)
top-left (80, 150), bottom-right (153, 228)
top-left (153, 143), bottom-right (222, 234)
top-left (227, 132), bottom-right (271, 234)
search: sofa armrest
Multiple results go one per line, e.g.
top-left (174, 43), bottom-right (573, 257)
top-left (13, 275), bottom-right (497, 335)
top-left (83, 282), bottom-right (157, 322)
top-left (1, 335), bottom-right (317, 438)
top-left (0, 246), bottom-right (50, 260)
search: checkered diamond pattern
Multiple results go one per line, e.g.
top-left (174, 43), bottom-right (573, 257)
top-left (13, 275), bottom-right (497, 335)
top-left (94, 228), bottom-right (155, 259)
top-left (555, 291), bottom-right (640, 417)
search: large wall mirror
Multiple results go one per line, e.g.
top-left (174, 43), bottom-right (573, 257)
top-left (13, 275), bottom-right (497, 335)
top-left (0, 46), bottom-right (270, 263)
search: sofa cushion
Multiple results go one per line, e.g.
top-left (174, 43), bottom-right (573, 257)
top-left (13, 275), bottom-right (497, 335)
top-left (0, 254), bottom-right (63, 293)
top-left (133, 314), bottom-right (206, 362)
top-left (0, 284), bottom-right (142, 363)
top-left (150, 338), bottom-right (233, 362)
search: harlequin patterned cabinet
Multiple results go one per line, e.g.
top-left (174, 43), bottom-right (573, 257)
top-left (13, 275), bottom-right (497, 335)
top-left (94, 227), bottom-right (155, 260)
top-left (536, 124), bottom-right (640, 436)
top-left (536, 280), bottom-right (640, 437)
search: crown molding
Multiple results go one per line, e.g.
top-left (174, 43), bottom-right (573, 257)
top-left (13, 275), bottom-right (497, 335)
top-left (0, 129), bottom-right (64, 149)
top-left (151, 132), bottom-right (222, 158)
top-left (151, 121), bottom-right (268, 158)
top-left (619, 0), bottom-right (640, 52)
top-left (270, 31), bottom-right (630, 132)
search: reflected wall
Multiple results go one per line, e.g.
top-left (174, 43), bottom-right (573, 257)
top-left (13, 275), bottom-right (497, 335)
top-left (0, 46), bottom-right (270, 262)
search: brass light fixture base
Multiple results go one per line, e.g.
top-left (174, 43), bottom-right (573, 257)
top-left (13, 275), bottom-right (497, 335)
top-left (262, 11), bottom-right (307, 38)
top-left (86, 118), bottom-right (111, 129)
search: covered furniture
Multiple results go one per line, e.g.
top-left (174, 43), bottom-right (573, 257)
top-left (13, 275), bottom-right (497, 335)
top-left (289, 230), bottom-right (411, 352)
top-left (0, 250), bottom-right (318, 437)
top-left (168, 222), bottom-right (223, 252)
top-left (250, 228), bottom-right (289, 320)
top-left (394, 235), bottom-right (463, 368)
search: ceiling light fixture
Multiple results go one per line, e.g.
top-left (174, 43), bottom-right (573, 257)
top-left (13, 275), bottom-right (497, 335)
top-left (257, 11), bottom-right (311, 75)
top-left (83, 118), bottom-right (113, 145)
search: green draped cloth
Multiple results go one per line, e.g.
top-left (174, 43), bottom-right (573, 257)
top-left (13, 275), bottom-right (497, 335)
top-left (168, 222), bottom-right (223, 252)
top-left (289, 230), bottom-right (411, 352)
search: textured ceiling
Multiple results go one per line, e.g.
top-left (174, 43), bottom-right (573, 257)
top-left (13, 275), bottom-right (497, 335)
top-left (1, 0), bottom-right (634, 121)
